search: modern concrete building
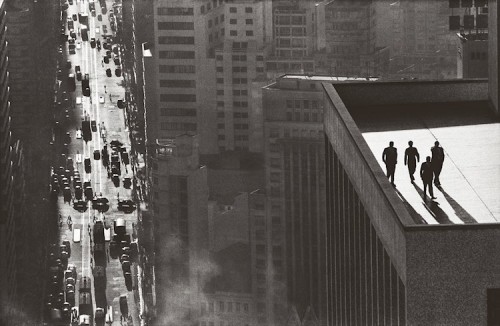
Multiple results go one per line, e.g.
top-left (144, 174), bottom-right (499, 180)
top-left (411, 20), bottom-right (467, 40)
top-left (150, 134), bottom-right (210, 325)
top-left (323, 78), bottom-right (500, 325)
top-left (387, 0), bottom-right (458, 79)
top-left (0, 0), bottom-right (26, 323)
top-left (457, 32), bottom-right (488, 78)
top-left (262, 74), bottom-right (379, 325)
top-left (265, 0), bottom-right (325, 78)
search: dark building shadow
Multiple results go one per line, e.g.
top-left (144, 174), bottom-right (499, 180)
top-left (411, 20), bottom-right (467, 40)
top-left (412, 183), bottom-right (453, 224)
top-left (437, 186), bottom-right (477, 224)
top-left (394, 188), bottom-right (427, 224)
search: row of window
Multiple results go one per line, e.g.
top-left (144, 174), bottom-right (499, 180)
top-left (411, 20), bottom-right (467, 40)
top-left (159, 51), bottom-right (195, 59)
top-left (217, 123), bottom-right (249, 129)
top-left (229, 30), bottom-right (253, 37)
top-left (159, 65), bottom-right (195, 73)
top-left (159, 122), bottom-right (197, 131)
top-left (275, 27), bottom-right (307, 36)
top-left (286, 99), bottom-right (320, 110)
top-left (157, 7), bottom-right (193, 16)
top-left (276, 38), bottom-right (307, 48)
top-left (200, 301), bottom-right (250, 315)
top-left (159, 94), bottom-right (196, 102)
top-left (158, 36), bottom-right (194, 45)
top-left (229, 6), bottom-right (253, 14)
top-left (160, 80), bottom-right (196, 88)
top-left (268, 128), bottom-right (322, 140)
top-left (228, 18), bottom-right (254, 25)
top-left (217, 101), bottom-right (249, 108)
top-left (275, 15), bottom-right (306, 26)
top-left (160, 108), bottom-right (196, 117)
top-left (157, 22), bottom-right (194, 30)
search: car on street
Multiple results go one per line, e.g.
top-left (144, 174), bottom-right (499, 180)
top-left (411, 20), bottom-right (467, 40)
top-left (97, 14), bottom-right (102, 21)
top-left (91, 120), bottom-right (97, 132)
top-left (76, 41), bottom-right (81, 50)
top-left (115, 68), bottom-right (121, 77)
top-left (123, 177), bottom-right (131, 189)
top-left (93, 150), bottom-right (100, 160)
top-left (79, 276), bottom-right (91, 292)
top-left (99, 96), bottom-right (105, 104)
top-left (72, 13), bottom-right (77, 20)
top-left (90, 38), bottom-right (96, 48)
top-left (119, 295), bottom-right (128, 316)
top-left (84, 158), bottom-right (91, 173)
top-left (95, 307), bottom-right (105, 324)
top-left (104, 56), bottom-right (109, 64)
top-left (76, 71), bottom-right (82, 81)
top-left (96, 27), bottom-right (100, 34)
top-left (106, 68), bottom-right (111, 77)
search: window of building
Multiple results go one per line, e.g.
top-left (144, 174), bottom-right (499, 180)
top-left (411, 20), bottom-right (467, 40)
top-left (230, 30), bottom-right (237, 36)
top-left (245, 7), bottom-right (253, 13)
top-left (160, 94), bottom-right (196, 102)
top-left (218, 135), bottom-right (225, 140)
top-left (220, 14), bottom-right (225, 22)
top-left (217, 101), bottom-right (224, 107)
top-left (286, 112), bottom-right (292, 121)
top-left (217, 123), bottom-right (225, 129)
top-left (246, 18), bottom-right (253, 25)
top-left (227, 302), bottom-right (233, 312)
top-left (246, 30), bottom-right (254, 36)
top-left (157, 7), bottom-right (193, 16)
top-left (201, 5), bottom-right (205, 14)
top-left (217, 90), bottom-right (224, 95)
top-left (229, 7), bottom-right (237, 13)
top-left (230, 18), bottom-right (237, 24)
top-left (219, 301), bottom-right (225, 312)
top-left (208, 19), bottom-right (212, 28)
top-left (236, 302), bottom-right (241, 312)
top-left (216, 66), bottom-right (223, 72)
top-left (216, 78), bottom-right (224, 84)
top-left (158, 22), bottom-right (194, 30)
top-left (159, 80), bottom-right (196, 88)
top-left (158, 36), bottom-right (194, 44)
top-left (159, 51), bottom-right (195, 59)
top-left (217, 111), bottom-right (225, 118)
top-left (243, 303), bottom-right (249, 313)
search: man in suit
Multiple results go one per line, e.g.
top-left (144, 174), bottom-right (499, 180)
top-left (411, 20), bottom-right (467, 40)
top-left (404, 141), bottom-right (420, 182)
top-left (431, 141), bottom-right (445, 186)
top-left (382, 141), bottom-right (398, 186)
top-left (420, 156), bottom-right (436, 199)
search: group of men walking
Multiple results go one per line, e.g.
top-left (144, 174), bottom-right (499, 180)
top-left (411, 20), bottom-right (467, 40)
top-left (382, 140), bottom-right (445, 199)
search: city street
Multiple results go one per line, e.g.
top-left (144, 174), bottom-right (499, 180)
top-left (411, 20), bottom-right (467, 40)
top-left (49, 0), bottom-right (142, 324)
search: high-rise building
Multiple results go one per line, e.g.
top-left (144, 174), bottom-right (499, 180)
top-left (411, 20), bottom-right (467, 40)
top-left (0, 0), bottom-right (26, 323)
top-left (387, 0), bottom-right (458, 79)
top-left (145, 0), bottom-right (273, 155)
top-left (323, 76), bottom-right (500, 324)
top-left (265, 0), bottom-right (325, 78)
top-left (263, 75), bottom-right (326, 324)
top-left (150, 134), bottom-right (210, 325)
top-left (457, 32), bottom-right (488, 78)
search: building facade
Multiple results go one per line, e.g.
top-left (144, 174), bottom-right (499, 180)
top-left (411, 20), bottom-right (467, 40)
top-left (263, 75), bottom-right (327, 325)
top-left (150, 134), bottom-right (210, 325)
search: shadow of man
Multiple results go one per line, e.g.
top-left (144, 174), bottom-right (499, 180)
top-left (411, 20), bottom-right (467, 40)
top-left (437, 186), bottom-right (476, 224)
top-left (412, 183), bottom-right (453, 224)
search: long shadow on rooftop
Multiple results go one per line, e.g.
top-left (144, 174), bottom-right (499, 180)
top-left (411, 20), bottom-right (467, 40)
top-left (352, 102), bottom-right (497, 133)
top-left (437, 186), bottom-right (477, 224)
top-left (412, 183), bottom-right (453, 224)
top-left (394, 187), bottom-right (427, 224)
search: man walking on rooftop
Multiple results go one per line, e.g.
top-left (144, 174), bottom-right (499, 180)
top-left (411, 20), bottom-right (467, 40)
top-left (382, 141), bottom-right (398, 186)
top-left (431, 141), bottom-right (445, 186)
top-left (405, 141), bottom-right (420, 182)
top-left (420, 156), bottom-right (437, 199)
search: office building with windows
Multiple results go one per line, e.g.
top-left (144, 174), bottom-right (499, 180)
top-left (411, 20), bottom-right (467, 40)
top-left (150, 134), bottom-right (210, 325)
top-left (322, 75), bottom-right (500, 324)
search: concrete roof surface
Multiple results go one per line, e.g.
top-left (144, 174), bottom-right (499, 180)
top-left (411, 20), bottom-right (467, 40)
top-left (356, 104), bottom-right (500, 225)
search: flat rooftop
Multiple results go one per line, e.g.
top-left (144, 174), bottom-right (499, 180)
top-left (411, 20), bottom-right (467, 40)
top-left (352, 102), bottom-right (500, 225)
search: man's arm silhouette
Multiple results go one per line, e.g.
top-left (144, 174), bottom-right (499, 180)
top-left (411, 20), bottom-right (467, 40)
top-left (382, 148), bottom-right (386, 164)
top-left (404, 148), bottom-right (408, 166)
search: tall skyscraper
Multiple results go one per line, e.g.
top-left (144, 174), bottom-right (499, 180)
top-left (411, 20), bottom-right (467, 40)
top-left (0, 0), bottom-right (26, 323)
top-left (323, 75), bottom-right (499, 324)
top-left (150, 134), bottom-right (210, 325)
top-left (387, 0), bottom-right (458, 79)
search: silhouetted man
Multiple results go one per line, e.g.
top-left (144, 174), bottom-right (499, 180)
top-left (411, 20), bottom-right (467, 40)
top-left (404, 141), bottom-right (420, 182)
top-left (420, 156), bottom-right (436, 199)
top-left (382, 141), bottom-right (398, 186)
top-left (431, 141), bottom-right (445, 186)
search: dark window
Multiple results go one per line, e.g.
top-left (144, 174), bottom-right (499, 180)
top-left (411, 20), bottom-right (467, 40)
top-left (229, 7), bottom-right (237, 13)
top-left (157, 7), bottom-right (193, 16)
top-left (158, 36), bottom-right (194, 44)
top-left (159, 80), bottom-right (196, 88)
top-left (246, 19), bottom-right (253, 25)
top-left (246, 30), bottom-right (254, 36)
top-left (230, 18), bottom-right (237, 24)
top-left (159, 51), bottom-right (195, 59)
top-left (245, 7), bottom-right (253, 13)
top-left (230, 30), bottom-right (237, 36)
top-left (158, 22), bottom-right (194, 30)
top-left (159, 94), bottom-right (196, 102)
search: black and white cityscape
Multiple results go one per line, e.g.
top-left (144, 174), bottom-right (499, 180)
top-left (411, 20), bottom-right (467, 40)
top-left (0, 0), bottom-right (499, 325)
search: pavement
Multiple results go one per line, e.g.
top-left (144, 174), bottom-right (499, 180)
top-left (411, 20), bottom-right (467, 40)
top-left (357, 104), bottom-right (500, 225)
top-left (50, 0), bottom-right (143, 324)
